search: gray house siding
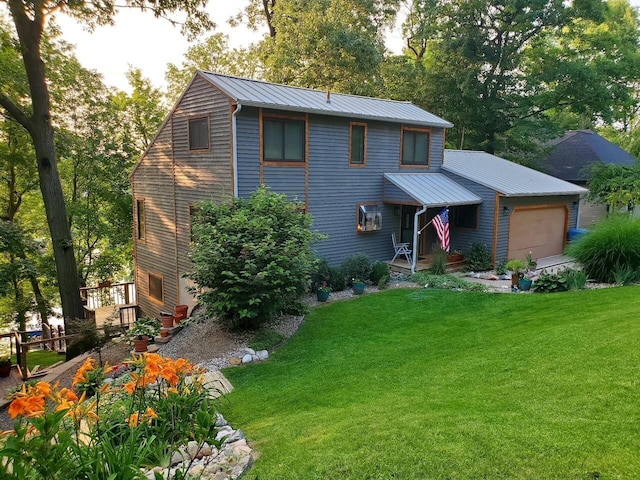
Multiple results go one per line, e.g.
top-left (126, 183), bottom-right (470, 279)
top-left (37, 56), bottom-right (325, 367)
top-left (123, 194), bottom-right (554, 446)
top-left (440, 171), bottom-right (496, 258)
top-left (236, 107), bottom-right (261, 198)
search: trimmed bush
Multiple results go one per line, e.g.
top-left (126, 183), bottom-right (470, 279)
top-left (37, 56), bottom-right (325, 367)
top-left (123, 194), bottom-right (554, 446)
top-left (341, 253), bottom-right (372, 285)
top-left (567, 215), bottom-right (640, 283)
top-left (328, 266), bottom-right (347, 292)
top-left (312, 259), bottom-right (332, 292)
top-left (370, 261), bottom-right (390, 284)
top-left (467, 242), bottom-right (492, 271)
top-left (189, 186), bottom-right (322, 329)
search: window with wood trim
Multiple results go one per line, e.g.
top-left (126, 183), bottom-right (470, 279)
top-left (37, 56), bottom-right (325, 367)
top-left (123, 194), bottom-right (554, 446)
top-left (189, 117), bottom-right (209, 150)
top-left (350, 123), bottom-right (366, 166)
top-left (263, 118), bottom-right (305, 162)
top-left (357, 203), bottom-right (382, 233)
top-left (401, 129), bottom-right (430, 166)
top-left (451, 204), bottom-right (478, 228)
top-left (136, 199), bottom-right (146, 240)
top-left (148, 273), bottom-right (164, 303)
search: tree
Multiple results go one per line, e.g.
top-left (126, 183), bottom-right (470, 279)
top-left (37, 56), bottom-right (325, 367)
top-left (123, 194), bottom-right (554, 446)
top-left (0, 0), bottom-right (212, 329)
top-left (190, 186), bottom-right (322, 329)
top-left (587, 162), bottom-right (640, 211)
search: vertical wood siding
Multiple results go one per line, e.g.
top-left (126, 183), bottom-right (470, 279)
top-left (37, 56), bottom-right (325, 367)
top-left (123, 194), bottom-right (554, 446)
top-left (132, 75), bottom-right (233, 317)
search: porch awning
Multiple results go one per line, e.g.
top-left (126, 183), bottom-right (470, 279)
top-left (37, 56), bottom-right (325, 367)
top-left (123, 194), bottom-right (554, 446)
top-left (383, 173), bottom-right (482, 207)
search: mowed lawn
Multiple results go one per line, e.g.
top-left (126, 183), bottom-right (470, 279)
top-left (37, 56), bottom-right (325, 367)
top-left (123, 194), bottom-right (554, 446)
top-left (222, 287), bottom-right (640, 479)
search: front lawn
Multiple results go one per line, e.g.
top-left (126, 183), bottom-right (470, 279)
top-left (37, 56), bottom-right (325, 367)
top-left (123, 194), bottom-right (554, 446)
top-left (222, 287), bottom-right (640, 479)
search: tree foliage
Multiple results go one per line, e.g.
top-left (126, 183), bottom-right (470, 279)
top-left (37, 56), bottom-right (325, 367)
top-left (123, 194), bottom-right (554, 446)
top-left (587, 162), bottom-right (640, 210)
top-left (189, 186), bottom-right (322, 329)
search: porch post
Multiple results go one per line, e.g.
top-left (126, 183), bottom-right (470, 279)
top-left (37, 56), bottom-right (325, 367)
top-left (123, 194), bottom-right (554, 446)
top-left (412, 205), bottom-right (427, 274)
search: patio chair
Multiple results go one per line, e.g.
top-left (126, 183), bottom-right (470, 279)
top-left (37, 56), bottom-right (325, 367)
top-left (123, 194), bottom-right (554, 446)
top-left (391, 232), bottom-right (412, 265)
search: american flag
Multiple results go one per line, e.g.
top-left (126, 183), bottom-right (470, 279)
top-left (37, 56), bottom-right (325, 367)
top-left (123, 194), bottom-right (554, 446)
top-left (432, 208), bottom-right (450, 252)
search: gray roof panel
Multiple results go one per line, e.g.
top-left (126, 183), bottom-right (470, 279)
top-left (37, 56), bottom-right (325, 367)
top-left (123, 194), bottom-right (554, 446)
top-left (384, 173), bottom-right (482, 207)
top-left (443, 150), bottom-right (588, 197)
top-left (200, 72), bottom-right (453, 128)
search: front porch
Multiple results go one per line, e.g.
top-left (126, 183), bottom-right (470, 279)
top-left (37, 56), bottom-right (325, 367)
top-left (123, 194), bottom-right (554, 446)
top-left (387, 255), bottom-right (467, 275)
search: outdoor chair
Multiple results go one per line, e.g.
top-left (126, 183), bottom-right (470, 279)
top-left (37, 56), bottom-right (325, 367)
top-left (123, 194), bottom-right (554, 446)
top-left (391, 232), bottom-right (412, 265)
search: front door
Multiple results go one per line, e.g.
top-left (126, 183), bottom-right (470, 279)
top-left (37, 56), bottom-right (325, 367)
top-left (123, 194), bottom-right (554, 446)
top-left (401, 205), bottom-right (431, 257)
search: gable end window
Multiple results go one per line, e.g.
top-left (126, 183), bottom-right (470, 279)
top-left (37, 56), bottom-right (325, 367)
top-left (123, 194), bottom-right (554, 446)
top-left (148, 273), bottom-right (164, 303)
top-left (189, 117), bottom-right (209, 150)
top-left (136, 199), bottom-right (145, 241)
top-left (263, 118), bottom-right (305, 162)
top-left (350, 123), bottom-right (366, 166)
top-left (401, 129), bottom-right (430, 166)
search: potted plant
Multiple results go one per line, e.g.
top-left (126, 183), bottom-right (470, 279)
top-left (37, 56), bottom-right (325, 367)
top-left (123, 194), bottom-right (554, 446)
top-left (447, 249), bottom-right (464, 263)
top-left (128, 316), bottom-right (160, 352)
top-left (0, 356), bottom-right (11, 377)
top-left (506, 259), bottom-right (527, 287)
top-left (316, 281), bottom-right (331, 302)
top-left (518, 272), bottom-right (534, 291)
top-left (352, 278), bottom-right (366, 295)
top-left (526, 251), bottom-right (538, 271)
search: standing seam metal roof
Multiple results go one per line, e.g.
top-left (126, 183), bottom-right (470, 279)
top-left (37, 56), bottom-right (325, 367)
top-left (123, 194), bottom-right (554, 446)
top-left (199, 72), bottom-right (453, 128)
top-left (384, 173), bottom-right (482, 207)
top-left (442, 150), bottom-right (588, 197)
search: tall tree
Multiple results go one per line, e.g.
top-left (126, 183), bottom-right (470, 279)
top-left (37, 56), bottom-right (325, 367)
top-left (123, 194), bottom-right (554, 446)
top-left (0, 0), bottom-right (212, 328)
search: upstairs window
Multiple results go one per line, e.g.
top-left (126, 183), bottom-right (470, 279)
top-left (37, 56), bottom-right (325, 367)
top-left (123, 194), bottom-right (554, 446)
top-left (136, 199), bottom-right (145, 241)
top-left (401, 129), bottom-right (430, 166)
top-left (451, 205), bottom-right (478, 229)
top-left (189, 116), bottom-right (209, 150)
top-left (350, 123), bottom-right (367, 166)
top-left (148, 272), bottom-right (164, 303)
top-left (263, 118), bottom-right (305, 162)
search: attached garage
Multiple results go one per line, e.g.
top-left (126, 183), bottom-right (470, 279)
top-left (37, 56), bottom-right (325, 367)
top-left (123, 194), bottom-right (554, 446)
top-left (508, 206), bottom-right (568, 260)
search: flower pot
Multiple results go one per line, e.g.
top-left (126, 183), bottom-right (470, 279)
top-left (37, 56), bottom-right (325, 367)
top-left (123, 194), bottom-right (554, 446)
top-left (133, 336), bottom-right (149, 353)
top-left (511, 273), bottom-right (520, 287)
top-left (352, 282), bottom-right (365, 295)
top-left (316, 290), bottom-right (330, 302)
top-left (160, 328), bottom-right (169, 338)
top-left (174, 305), bottom-right (189, 323)
top-left (0, 363), bottom-right (11, 378)
top-left (518, 278), bottom-right (533, 291)
top-left (161, 315), bottom-right (175, 329)
top-left (447, 253), bottom-right (464, 263)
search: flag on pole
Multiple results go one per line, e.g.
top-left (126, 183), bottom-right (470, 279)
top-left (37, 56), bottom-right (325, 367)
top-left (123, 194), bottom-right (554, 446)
top-left (432, 208), bottom-right (450, 252)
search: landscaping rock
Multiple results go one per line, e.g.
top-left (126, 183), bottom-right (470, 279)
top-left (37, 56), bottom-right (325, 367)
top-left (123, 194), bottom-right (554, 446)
top-left (241, 354), bottom-right (253, 364)
top-left (215, 413), bottom-right (228, 427)
top-left (256, 350), bottom-right (269, 360)
top-left (251, 354), bottom-right (259, 362)
top-left (228, 356), bottom-right (242, 365)
top-left (225, 428), bottom-right (245, 444)
top-left (244, 347), bottom-right (256, 355)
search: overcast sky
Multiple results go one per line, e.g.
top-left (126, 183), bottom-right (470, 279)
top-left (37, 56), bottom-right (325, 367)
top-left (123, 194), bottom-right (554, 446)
top-left (35, 0), bottom-right (640, 92)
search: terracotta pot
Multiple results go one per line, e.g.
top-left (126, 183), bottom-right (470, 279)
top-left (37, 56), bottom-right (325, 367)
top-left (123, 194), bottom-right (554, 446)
top-left (133, 336), bottom-right (149, 353)
top-left (511, 273), bottom-right (520, 287)
top-left (161, 315), bottom-right (174, 329)
top-left (160, 329), bottom-right (169, 338)
top-left (447, 254), bottom-right (464, 263)
top-left (174, 305), bottom-right (189, 323)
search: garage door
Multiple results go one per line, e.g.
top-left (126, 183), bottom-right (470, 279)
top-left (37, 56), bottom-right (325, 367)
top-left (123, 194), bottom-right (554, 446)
top-left (508, 206), bottom-right (567, 260)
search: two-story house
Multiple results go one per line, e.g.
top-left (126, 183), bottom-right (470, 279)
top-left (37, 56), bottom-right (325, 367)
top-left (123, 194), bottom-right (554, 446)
top-left (131, 72), bottom-right (586, 317)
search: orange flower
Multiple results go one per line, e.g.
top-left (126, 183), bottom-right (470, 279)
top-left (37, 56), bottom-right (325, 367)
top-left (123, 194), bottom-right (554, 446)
top-left (58, 388), bottom-right (79, 402)
top-left (127, 412), bottom-right (140, 427)
top-left (160, 367), bottom-right (179, 386)
top-left (73, 358), bottom-right (96, 386)
top-left (9, 394), bottom-right (46, 419)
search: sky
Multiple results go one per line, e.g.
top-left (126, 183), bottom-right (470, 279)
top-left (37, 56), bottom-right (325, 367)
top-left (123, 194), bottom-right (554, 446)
top-left (36, 0), bottom-right (640, 93)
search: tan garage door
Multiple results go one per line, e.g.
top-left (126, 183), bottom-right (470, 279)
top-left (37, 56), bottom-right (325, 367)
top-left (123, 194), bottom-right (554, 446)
top-left (508, 206), bottom-right (567, 260)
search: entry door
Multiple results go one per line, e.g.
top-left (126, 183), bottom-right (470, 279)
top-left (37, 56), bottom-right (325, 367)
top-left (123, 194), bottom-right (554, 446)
top-left (401, 206), bottom-right (429, 257)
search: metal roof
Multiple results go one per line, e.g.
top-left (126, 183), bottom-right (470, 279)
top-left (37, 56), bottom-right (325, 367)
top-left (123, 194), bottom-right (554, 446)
top-left (443, 150), bottom-right (588, 197)
top-left (199, 72), bottom-right (453, 128)
top-left (384, 173), bottom-right (482, 207)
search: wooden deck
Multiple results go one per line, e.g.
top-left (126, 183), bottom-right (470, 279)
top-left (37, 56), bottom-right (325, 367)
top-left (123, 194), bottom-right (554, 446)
top-left (387, 255), bottom-right (466, 275)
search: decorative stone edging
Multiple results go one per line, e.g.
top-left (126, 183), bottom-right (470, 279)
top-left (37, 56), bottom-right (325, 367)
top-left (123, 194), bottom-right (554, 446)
top-left (143, 414), bottom-right (253, 480)
top-left (228, 347), bottom-right (269, 365)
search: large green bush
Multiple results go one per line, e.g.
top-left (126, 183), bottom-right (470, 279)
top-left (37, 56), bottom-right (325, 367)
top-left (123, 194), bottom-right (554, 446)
top-left (341, 253), bottom-right (372, 285)
top-left (189, 186), bottom-right (322, 328)
top-left (467, 242), bottom-right (493, 271)
top-left (567, 215), bottom-right (640, 283)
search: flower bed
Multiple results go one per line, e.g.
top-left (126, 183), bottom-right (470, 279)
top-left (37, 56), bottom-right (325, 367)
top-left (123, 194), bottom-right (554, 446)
top-left (1, 353), bottom-right (251, 479)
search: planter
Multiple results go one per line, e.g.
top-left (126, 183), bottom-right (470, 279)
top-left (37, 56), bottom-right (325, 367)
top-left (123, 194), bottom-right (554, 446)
top-left (511, 273), bottom-right (520, 287)
top-left (174, 305), bottom-right (189, 323)
top-left (316, 290), bottom-right (330, 302)
top-left (160, 328), bottom-right (170, 338)
top-left (518, 278), bottom-right (533, 291)
top-left (352, 282), bottom-right (366, 295)
top-left (133, 336), bottom-right (149, 353)
top-left (0, 363), bottom-right (11, 378)
top-left (161, 315), bottom-right (175, 329)
top-left (447, 253), bottom-right (464, 263)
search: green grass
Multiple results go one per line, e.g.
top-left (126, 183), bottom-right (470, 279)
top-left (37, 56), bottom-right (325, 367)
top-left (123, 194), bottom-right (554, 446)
top-left (222, 287), bottom-right (640, 479)
top-left (11, 349), bottom-right (64, 370)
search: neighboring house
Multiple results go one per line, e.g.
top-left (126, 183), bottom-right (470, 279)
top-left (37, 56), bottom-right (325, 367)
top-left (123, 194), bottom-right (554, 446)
top-left (130, 72), bottom-right (586, 317)
top-left (540, 130), bottom-right (638, 228)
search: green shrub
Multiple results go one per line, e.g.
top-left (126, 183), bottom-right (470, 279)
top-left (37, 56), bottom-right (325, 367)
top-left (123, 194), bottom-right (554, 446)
top-left (563, 268), bottom-right (587, 290)
top-left (430, 245), bottom-right (448, 275)
top-left (328, 266), bottom-right (347, 291)
top-left (533, 270), bottom-right (568, 293)
top-left (410, 272), bottom-right (488, 292)
top-left (370, 261), bottom-right (390, 284)
top-left (467, 242), bottom-right (492, 272)
top-left (341, 253), bottom-right (372, 286)
top-left (566, 215), bottom-right (640, 283)
top-left (189, 186), bottom-right (323, 329)
top-left (378, 275), bottom-right (389, 290)
top-left (612, 266), bottom-right (640, 285)
top-left (312, 259), bottom-right (332, 292)
top-left (495, 259), bottom-right (508, 276)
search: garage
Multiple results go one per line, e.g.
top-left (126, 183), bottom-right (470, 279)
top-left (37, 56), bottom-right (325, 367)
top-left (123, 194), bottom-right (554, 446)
top-left (508, 206), bottom-right (568, 260)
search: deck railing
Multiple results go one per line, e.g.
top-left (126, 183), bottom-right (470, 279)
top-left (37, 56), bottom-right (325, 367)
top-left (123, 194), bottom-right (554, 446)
top-left (80, 281), bottom-right (136, 310)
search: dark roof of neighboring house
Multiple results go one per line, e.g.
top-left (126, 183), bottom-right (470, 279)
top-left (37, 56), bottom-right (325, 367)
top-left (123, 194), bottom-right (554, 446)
top-left (198, 71), bottom-right (453, 128)
top-left (541, 130), bottom-right (637, 182)
top-left (443, 150), bottom-right (588, 197)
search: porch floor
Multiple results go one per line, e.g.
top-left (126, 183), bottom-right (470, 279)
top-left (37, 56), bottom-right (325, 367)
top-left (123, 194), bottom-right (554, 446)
top-left (387, 255), bottom-right (466, 275)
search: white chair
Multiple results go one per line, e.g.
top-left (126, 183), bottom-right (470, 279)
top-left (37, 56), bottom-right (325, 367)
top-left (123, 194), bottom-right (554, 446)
top-left (391, 232), bottom-right (412, 265)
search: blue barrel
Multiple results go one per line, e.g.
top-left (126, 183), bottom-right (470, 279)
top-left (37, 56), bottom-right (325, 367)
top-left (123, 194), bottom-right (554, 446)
top-left (567, 228), bottom-right (588, 241)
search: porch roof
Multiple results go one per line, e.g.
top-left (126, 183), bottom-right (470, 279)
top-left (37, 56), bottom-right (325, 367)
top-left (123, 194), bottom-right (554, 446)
top-left (383, 173), bottom-right (482, 207)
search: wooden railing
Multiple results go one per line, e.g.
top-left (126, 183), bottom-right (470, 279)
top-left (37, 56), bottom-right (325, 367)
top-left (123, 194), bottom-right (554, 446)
top-left (80, 281), bottom-right (136, 310)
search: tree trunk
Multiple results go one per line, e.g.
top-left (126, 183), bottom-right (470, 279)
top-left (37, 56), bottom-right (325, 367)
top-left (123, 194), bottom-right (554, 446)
top-left (7, 1), bottom-right (85, 332)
